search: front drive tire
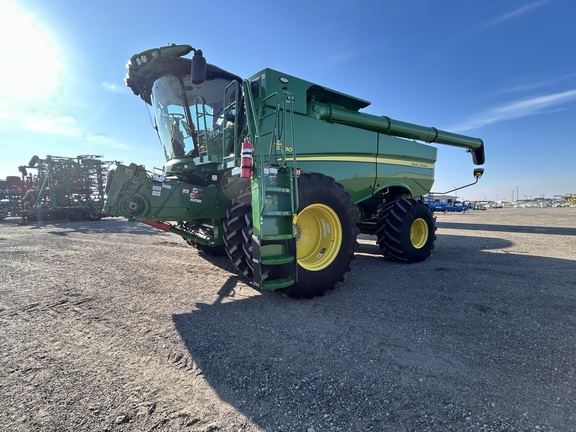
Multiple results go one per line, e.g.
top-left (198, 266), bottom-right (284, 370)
top-left (279, 172), bottom-right (359, 299)
top-left (223, 189), bottom-right (253, 278)
top-left (375, 198), bottom-right (436, 263)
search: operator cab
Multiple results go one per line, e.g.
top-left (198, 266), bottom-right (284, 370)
top-left (151, 71), bottom-right (243, 164)
top-left (152, 75), bottom-right (237, 160)
top-left (124, 45), bottom-right (243, 172)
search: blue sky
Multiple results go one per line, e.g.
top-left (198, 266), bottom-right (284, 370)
top-left (1, 0), bottom-right (574, 201)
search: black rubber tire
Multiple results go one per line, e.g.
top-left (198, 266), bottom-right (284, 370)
top-left (223, 189), bottom-right (253, 278)
top-left (375, 198), bottom-right (436, 263)
top-left (241, 225), bottom-right (253, 271)
top-left (279, 172), bottom-right (358, 299)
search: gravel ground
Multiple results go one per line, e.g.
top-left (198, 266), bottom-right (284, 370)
top-left (1, 207), bottom-right (575, 431)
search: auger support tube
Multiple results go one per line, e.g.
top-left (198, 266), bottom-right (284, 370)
top-left (309, 101), bottom-right (485, 164)
top-left (432, 168), bottom-right (485, 195)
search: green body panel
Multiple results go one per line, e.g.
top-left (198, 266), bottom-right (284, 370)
top-left (250, 68), bottom-right (483, 164)
top-left (375, 134), bottom-right (436, 197)
top-left (104, 163), bottom-right (244, 222)
top-left (247, 68), bottom-right (466, 201)
top-left (285, 116), bottom-right (379, 203)
top-left (248, 68), bottom-right (371, 116)
top-left (276, 113), bottom-right (437, 202)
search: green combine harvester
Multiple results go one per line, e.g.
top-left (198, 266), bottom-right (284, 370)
top-left (104, 44), bottom-right (485, 298)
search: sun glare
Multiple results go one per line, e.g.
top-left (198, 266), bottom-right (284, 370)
top-left (0, 1), bottom-right (61, 101)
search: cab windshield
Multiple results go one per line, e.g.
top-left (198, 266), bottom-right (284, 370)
top-left (151, 74), bottom-right (236, 160)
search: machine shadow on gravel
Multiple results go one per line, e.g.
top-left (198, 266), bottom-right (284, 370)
top-left (354, 232), bottom-right (514, 259)
top-left (436, 221), bottom-right (576, 236)
top-left (2, 218), bottom-right (165, 237)
top-left (172, 234), bottom-right (576, 431)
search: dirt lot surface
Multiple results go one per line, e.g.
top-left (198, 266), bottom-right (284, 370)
top-left (1, 207), bottom-right (575, 431)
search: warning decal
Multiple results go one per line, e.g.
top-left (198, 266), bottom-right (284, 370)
top-left (190, 187), bottom-right (203, 203)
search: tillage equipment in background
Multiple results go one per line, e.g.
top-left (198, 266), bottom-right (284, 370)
top-left (18, 154), bottom-right (114, 222)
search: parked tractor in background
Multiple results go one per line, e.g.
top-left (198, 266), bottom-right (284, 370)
top-left (18, 155), bottom-right (114, 222)
top-left (104, 44), bottom-right (485, 298)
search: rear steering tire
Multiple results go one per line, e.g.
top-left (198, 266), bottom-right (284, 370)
top-left (375, 198), bottom-right (436, 263)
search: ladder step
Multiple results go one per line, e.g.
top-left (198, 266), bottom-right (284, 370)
top-left (261, 277), bottom-right (295, 290)
top-left (262, 210), bottom-right (292, 216)
top-left (261, 254), bottom-right (295, 266)
top-left (261, 234), bottom-right (294, 241)
top-left (265, 187), bottom-right (291, 193)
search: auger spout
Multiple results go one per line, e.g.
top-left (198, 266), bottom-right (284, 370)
top-left (309, 101), bottom-right (485, 164)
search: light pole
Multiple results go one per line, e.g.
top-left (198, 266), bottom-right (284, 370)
top-left (516, 186), bottom-right (519, 202)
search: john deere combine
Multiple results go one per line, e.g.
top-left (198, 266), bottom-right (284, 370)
top-left (104, 44), bottom-right (485, 298)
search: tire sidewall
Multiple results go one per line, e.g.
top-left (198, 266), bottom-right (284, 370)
top-left (403, 201), bottom-right (435, 262)
top-left (293, 173), bottom-right (357, 291)
top-left (380, 198), bottom-right (435, 262)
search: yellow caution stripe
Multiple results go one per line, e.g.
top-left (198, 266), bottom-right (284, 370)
top-left (295, 155), bottom-right (434, 169)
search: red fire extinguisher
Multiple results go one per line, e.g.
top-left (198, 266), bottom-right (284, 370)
top-left (240, 139), bottom-right (253, 178)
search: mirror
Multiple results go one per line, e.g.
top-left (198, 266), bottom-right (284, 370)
top-left (191, 50), bottom-right (207, 84)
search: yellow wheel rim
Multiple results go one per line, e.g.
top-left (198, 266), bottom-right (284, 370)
top-left (410, 218), bottom-right (429, 249)
top-left (294, 204), bottom-right (342, 271)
